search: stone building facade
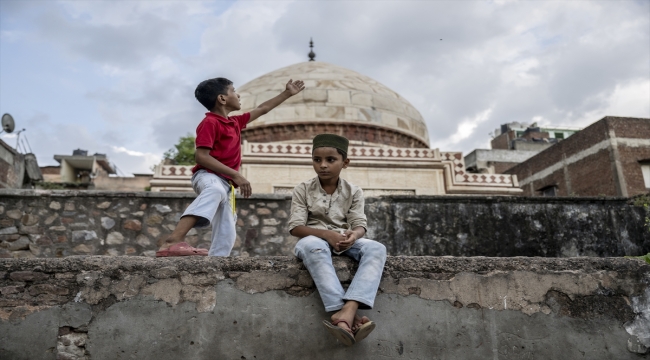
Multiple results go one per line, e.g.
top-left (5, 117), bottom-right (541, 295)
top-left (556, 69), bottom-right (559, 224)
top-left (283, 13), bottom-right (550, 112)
top-left (507, 116), bottom-right (650, 197)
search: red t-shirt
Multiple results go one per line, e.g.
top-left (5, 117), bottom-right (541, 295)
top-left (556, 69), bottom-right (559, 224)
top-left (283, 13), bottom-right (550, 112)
top-left (191, 112), bottom-right (251, 182)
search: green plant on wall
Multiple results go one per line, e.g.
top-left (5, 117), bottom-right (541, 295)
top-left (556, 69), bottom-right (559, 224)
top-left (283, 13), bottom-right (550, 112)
top-left (632, 194), bottom-right (650, 233)
top-left (626, 253), bottom-right (650, 264)
top-left (626, 194), bottom-right (650, 264)
top-left (163, 134), bottom-right (196, 165)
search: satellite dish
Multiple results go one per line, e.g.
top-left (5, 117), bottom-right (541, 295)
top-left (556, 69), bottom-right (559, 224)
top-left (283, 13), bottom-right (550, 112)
top-left (1, 114), bottom-right (15, 134)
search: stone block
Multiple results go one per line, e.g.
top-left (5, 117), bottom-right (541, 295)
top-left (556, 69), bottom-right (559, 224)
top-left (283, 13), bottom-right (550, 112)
top-left (29, 284), bottom-right (69, 296)
top-left (18, 224), bottom-right (40, 234)
top-left (263, 218), bottom-right (280, 226)
top-left (96, 201), bottom-right (111, 209)
top-left (123, 219), bottom-right (142, 231)
top-left (6, 209), bottom-right (23, 219)
top-left (315, 105), bottom-right (345, 119)
top-left (72, 230), bottom-right (98, 242)
top-left (151, 266), bottom-right (178, 279)
top-left (0, 226), bottom-right (18, 235)
top-left (70, 223), bottom-right (89, 230)
top-left (302, 89), bottom-right (328, 102)
top-left (147, 227), bottom-right (161, 238)
top-left (145, 214), bottom-right (163, 226)
top-left (0, 234), bottom-right (20, 241)
top-left (73, 244), bottom-right (93, 254)
top-left (20, 213), bottom-right (39, 226)
top-left (152, 204), bottom-right (172, 214)
top-left (101, 217), bottom-right (115, 230)
top-left (10, 271), bottom-right (49, 282)
top-left (327, 90), bottom-right (351, 104)
top-left (64, 202), bottom-right (75, 211)
top-left (136, 234), bottom-right (151, 247)
top-left (106, 232), bottom-right (124, 245)
top-left (7, 236), bottom-right (30, 251)
top-left (49, 201), bottom-right (61, 210)
top-left (248, 215), bottom-right (259, 226)
top-left (49, 226), bottom-right (66, 232)
top-left (261, 227), bottom-right (277, 235)
top-left (351, 92), bottom-right (373, 106)
top-left (256, 208), bottom-right (272, 215)
top-left (44, 214), bottom-right (58, 225)
top-left (0, 219), bottom-right (14, 227)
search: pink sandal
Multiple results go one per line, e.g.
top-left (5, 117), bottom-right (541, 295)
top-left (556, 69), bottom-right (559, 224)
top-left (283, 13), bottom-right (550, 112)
top-left (155, 242), bottom-right (208, 257)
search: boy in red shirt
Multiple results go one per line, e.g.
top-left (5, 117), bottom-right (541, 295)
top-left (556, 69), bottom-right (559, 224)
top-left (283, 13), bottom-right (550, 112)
top-left (156, 77), bottom-right (305, 257)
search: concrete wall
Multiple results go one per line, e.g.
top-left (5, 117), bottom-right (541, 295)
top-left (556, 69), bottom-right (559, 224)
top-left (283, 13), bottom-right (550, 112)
top-left (1, 190), bottom-right (648, 259)
top-left (0, 256), bottom-right (648, 359)
top-left (0, 140), bottom-right (24, 189)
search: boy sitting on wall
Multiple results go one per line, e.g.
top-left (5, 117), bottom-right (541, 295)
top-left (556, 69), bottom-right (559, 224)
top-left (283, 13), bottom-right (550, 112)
top-left (289, 134), bottom-right (387, 345)
top-left (156, 77), bottom-right (305, 257)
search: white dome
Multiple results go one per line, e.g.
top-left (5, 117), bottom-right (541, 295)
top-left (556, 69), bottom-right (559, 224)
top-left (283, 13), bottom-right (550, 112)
top-left (236, 61), bottom-right (429, 148)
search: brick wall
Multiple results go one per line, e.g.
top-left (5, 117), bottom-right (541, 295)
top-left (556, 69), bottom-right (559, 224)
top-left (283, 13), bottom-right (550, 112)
top-left (508, 116), bottom-right (650, 196)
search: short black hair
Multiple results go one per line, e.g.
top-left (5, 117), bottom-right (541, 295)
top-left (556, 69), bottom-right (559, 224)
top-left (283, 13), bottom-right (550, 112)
top-left (195, 78), bottom-right (233, 110)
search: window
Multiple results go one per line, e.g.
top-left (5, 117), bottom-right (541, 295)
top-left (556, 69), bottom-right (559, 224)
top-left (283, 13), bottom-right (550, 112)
top-left (539, 185), bottom-right (558, 197)
top-left (554, 132), bottom-right (565, 139)
top-left (641, 163), bottom-right (650, 189)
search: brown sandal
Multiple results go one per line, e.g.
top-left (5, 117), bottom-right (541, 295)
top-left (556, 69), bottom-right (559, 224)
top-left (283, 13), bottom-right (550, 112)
top-left (322, 319), bottom-right (356, 346)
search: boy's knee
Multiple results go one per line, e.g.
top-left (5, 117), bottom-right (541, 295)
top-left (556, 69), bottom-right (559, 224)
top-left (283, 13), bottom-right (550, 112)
top-left (296, 235), bottom-right (329, 254)
top-left (366, 241), bottom-right (387, 257)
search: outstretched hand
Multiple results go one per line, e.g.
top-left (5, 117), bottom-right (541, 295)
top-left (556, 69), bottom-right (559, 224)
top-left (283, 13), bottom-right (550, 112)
top-left (286, 79), bottom-right (305, 95)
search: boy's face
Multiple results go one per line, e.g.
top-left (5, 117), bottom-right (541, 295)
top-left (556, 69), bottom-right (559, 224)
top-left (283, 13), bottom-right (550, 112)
top-left (312, 147), bottom-right (349, 181)
top-left (216, 84), bottom-right (241, 111)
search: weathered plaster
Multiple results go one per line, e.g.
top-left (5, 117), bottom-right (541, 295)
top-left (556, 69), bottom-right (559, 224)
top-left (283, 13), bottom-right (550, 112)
top-left (1, 256), bottom-right (649, 359)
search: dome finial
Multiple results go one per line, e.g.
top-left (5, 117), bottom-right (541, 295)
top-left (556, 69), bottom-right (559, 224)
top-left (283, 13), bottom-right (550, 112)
top-left (308, 38), bottom-right (316, 61)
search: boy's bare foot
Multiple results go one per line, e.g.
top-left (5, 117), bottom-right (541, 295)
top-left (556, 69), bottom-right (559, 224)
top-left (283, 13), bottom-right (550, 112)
top-left (157, 234), bottom-right (183, 250)
top-left (331, 301), bottom-right (358, 335)
top-left (352, 314), bottom-right (370, 332)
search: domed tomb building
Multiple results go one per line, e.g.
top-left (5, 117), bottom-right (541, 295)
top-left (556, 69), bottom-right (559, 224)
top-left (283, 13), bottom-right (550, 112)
top-left (151, 61), bottom-right (521, 195)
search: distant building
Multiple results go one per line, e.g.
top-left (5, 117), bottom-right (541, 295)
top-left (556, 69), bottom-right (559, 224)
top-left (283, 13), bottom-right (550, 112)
top-left (465, 122), bottom-right (581, 174)
top-left (40, 149), bottom-right (152, 191)
top-left (506, 116), bottom-right (650, 197)
top-left (0, 138), bottom-right (42, 189)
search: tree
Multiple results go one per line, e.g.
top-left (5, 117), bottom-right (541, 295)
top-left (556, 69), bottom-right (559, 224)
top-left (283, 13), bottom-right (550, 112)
top-left (164, 134), bottom-right (196, 165)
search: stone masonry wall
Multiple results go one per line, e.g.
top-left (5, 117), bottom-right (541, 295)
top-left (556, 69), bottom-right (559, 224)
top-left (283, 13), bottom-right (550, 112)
top-left (0, 190), bottom-right (648, 259)
top-left (0, 256), bottom-right (649, 359)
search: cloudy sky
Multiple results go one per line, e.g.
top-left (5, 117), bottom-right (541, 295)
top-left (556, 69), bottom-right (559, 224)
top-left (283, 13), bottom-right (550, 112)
top-left (1, 0), bottom-right (648, 175)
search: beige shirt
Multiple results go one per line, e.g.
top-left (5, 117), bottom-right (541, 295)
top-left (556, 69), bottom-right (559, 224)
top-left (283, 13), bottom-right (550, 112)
top-left (288, 177), bottom-right (367, 233)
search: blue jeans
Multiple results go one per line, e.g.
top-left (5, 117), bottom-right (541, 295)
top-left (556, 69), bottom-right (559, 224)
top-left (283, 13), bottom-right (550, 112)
top-left (181, 170), bottom-right (236, 257)
top-left (294, 235), bottom-right (387, 312)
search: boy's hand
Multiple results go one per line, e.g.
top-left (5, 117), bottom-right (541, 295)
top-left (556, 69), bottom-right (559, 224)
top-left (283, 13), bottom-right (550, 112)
top-left (337, 230), bottom-right (358, 251)
top-left (286, 79), bottom-right (305, 96)
top-left (232, 174), bottom-right (252, 198)
top-left (322, 230), bottom-right (346, 251)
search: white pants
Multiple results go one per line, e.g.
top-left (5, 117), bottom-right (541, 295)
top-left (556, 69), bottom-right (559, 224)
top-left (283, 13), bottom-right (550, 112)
top-left (181, 170), bottom-right (236, 256)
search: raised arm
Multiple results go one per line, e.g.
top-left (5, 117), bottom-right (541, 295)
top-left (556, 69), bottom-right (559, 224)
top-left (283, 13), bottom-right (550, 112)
top-left (248, 79), bottom-right (305, 122)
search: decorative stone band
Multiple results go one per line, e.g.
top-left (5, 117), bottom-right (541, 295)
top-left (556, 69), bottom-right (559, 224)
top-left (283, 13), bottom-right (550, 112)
top-left (241, 121), bottom-right (429, 149)
top-left (149, 142), bottom-right (520, 193)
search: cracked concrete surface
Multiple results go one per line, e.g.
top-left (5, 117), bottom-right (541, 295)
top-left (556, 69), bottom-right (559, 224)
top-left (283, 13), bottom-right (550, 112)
top-left (1, 256), bottom-right (649, 359)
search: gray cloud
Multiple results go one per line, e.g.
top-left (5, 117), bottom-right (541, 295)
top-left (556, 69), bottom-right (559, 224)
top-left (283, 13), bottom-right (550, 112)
top-left (2, 0), bottom-right (648, 174)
